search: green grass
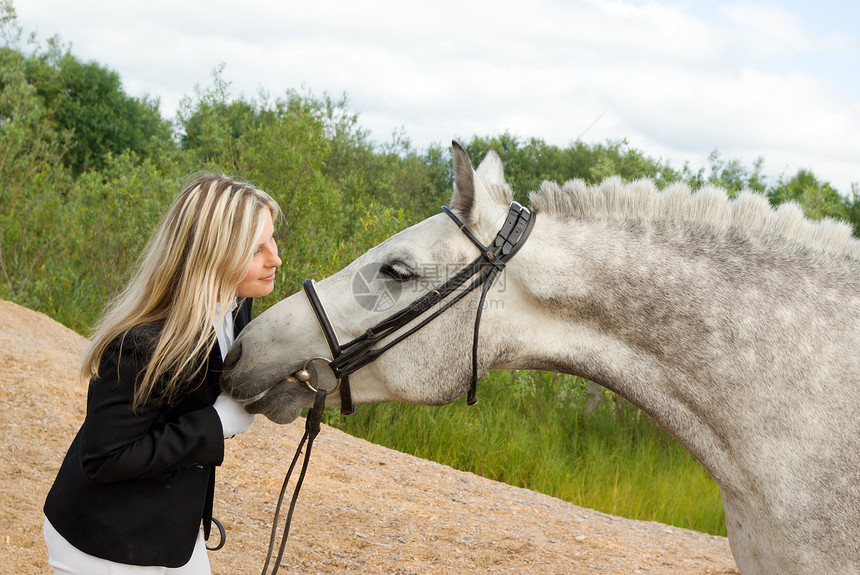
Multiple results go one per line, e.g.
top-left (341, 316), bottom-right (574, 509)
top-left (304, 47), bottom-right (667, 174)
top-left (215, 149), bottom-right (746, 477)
top-left (322, 370), bottom-right (726, 536)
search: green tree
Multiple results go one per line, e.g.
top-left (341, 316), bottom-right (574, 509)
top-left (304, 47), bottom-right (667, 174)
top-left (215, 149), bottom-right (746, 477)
top-left (845, 184), bottom-right (860, 236)
top-left (24, 40), bottom-right (171, 175)
top-left (177, 64), bottom-right (278, 168)
top-left (681, 150), bottom-right (766, 196)
top-left (277, 90), bottom-right (449, 223)
top-left (56, 152), bottom-right (179, 329)
top-left (237, 105), bottom-right (339, 299)
top-left (0, 1), bottom-right (72, 306)
top-left (463, 133), bottom-right (679, 203)
top-left (768, 169), bottom-right (854, 226)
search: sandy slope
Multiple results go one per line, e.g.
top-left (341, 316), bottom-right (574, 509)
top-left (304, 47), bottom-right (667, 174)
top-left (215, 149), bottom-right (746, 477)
top-left (0, 300), bottom-right (737, 574)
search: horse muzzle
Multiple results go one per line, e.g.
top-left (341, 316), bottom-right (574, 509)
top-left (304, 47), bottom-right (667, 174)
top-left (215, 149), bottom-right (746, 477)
top-left (239, 356), bottom-right (340, 408)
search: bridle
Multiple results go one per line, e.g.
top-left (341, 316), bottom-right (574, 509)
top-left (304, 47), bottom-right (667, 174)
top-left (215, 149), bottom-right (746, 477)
top-left (303, 200), bottom-right (535, 414)
top-left (258, 201), bottom-right (535, 574)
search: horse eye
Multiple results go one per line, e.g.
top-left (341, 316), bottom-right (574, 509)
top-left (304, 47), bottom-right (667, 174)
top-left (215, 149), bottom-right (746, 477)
top-left (380, 262), bottom-right (414, 282)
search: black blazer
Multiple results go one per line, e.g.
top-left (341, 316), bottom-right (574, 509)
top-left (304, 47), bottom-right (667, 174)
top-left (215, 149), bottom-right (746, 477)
top-left (44, 299), bottom-right (253, 567)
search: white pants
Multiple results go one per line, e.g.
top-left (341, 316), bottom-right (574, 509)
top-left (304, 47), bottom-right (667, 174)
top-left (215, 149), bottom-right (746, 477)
top-left (44, 518), bottom-right (211, 575)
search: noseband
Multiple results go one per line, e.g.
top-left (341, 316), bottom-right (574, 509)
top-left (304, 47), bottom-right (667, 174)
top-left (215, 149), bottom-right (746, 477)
top-left (302, 201), bottom-right (535, 415)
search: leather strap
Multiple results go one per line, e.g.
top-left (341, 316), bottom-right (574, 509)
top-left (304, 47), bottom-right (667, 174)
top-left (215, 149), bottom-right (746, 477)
top-left (260, 387), bottom-right (327, 574)
top-left (302, 201), bottom-right (534, 413)
top-left (442, 202), bottom-right (535, 403)
top-left (303, 279), bottom-right (355, 415)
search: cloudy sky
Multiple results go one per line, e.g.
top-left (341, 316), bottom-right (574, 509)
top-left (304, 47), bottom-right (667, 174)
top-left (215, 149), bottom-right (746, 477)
top-left (14, 0), bottom-right (860, 193)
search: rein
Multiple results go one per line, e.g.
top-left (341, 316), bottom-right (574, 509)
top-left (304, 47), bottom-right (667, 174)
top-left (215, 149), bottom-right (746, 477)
top-left (259, 387), bottom-right (326, 575)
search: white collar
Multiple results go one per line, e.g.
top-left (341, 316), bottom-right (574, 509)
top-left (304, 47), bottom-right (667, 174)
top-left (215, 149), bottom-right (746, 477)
top-left (211, 299), bottom-right (238, 360)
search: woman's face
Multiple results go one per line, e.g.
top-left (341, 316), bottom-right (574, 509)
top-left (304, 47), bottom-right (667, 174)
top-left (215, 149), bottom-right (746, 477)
top-left (237, 209), bottom-right (281, 298)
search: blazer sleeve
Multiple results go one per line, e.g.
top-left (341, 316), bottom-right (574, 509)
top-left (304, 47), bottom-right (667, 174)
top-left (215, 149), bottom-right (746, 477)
top-left (79, 337), bottom-right (225, 483)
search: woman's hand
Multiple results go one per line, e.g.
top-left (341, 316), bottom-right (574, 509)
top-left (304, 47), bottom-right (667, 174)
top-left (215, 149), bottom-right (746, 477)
top-left (213, 394), bottom-right (255, 438)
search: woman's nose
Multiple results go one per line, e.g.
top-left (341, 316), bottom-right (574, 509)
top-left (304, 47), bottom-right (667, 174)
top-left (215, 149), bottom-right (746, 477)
top-left (269, 243), bottom-right (282, 267)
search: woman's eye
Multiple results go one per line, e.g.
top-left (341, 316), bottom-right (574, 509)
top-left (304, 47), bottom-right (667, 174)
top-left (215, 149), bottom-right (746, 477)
top-left (380, 262), bottom-right (414, 282)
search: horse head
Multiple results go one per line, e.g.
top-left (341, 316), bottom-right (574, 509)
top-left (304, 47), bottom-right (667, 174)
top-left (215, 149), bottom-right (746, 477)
top-left (220, 142), bottom-right (536, 423)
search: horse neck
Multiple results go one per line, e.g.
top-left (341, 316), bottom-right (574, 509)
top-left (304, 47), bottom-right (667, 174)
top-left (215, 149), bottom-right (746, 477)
top-left (502, 214), bottom-right (857, 484)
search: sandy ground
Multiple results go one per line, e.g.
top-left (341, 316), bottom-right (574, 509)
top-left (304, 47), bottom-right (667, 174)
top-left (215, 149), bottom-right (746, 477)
top-left (0, 300), bottom-right (738, 574)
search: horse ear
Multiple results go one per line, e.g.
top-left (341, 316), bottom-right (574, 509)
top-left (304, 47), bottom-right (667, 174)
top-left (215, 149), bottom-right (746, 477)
top-left (475, 148), bottom-right (505, 185)
top-left (450, 141), bottom-right (476, 216)
top-left (451, 141), bottom-right (505, 225)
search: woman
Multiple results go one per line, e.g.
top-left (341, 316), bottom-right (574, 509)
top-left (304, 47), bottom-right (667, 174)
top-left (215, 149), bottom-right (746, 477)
top-left (43, 173), bottom-right (282, 574)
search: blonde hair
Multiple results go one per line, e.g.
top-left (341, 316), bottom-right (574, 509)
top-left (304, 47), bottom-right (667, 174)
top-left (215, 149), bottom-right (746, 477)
top-left (81, 172), bottom-right (280, 406)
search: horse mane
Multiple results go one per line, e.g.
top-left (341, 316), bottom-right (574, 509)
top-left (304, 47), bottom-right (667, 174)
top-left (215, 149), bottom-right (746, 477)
top-left (529, 177), bottom-right (860, 259)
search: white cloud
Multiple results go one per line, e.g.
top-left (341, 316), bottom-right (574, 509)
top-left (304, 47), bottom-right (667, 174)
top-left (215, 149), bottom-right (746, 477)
top-left (13, 0), bottom-right (860, 192)
top-left (719, 4), bottom-right (812, 60)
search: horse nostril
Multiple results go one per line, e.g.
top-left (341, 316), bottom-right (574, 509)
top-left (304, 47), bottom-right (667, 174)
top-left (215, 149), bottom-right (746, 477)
top-left (223, 342), bottom-right (242, 371)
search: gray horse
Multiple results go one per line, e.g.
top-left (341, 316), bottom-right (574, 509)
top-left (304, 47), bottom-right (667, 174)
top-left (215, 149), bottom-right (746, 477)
top-left (221, 143), bottom-right (860, 575)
